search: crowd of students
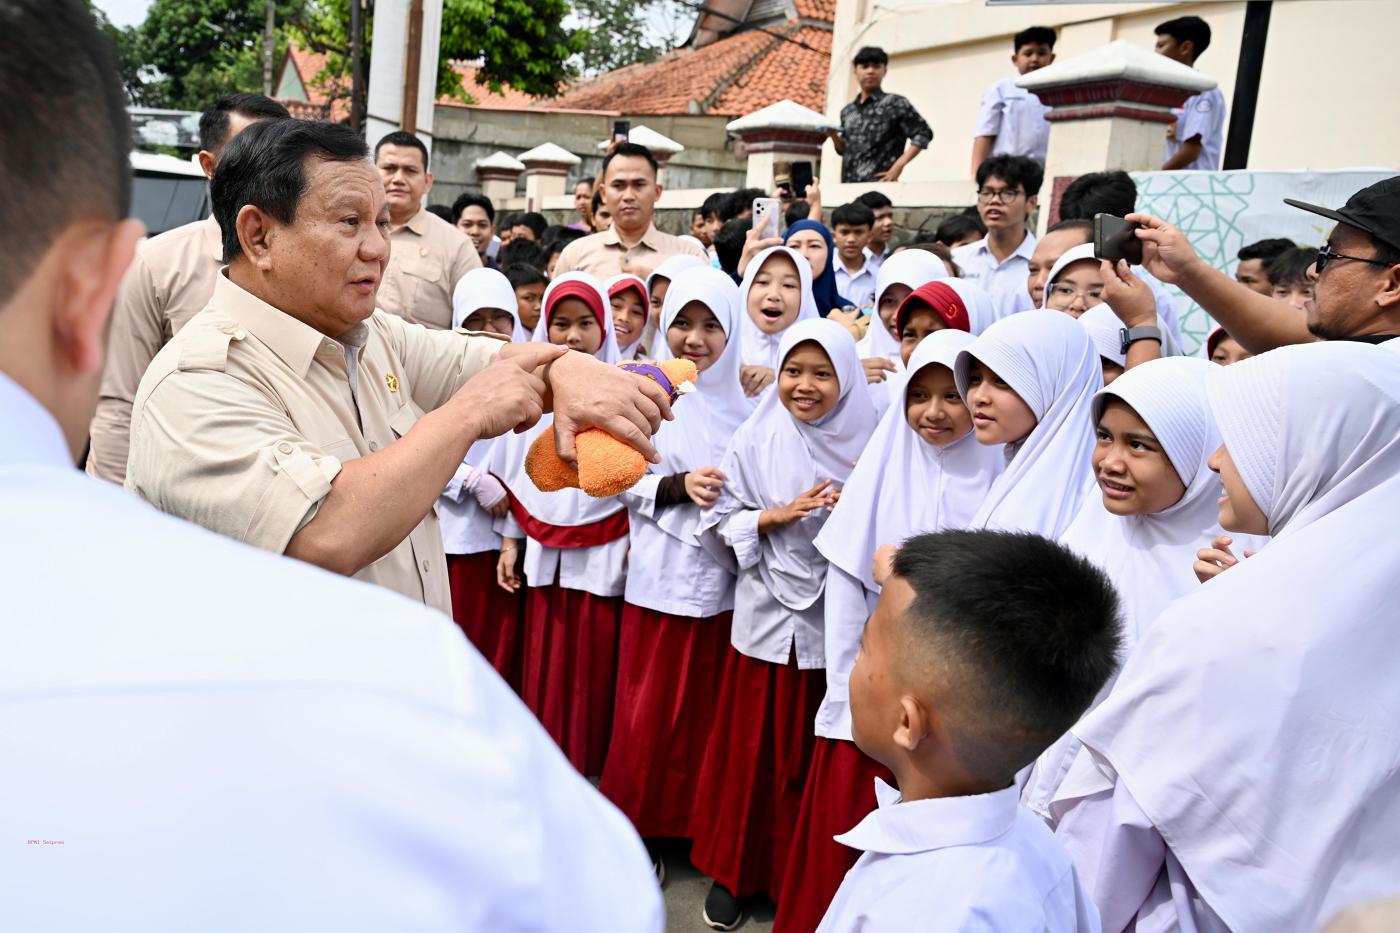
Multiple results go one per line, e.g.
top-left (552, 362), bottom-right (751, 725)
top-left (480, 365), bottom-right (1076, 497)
top-left (432, 133), bottom-right (1400, 929)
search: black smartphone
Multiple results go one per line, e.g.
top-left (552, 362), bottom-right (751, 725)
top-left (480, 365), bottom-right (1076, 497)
top-left (612, 119), bottom-right (630, 143)
top-left (1093, 213), bottom-right (1143, 265)
top-left (790, 161), bottom-right (814, 199)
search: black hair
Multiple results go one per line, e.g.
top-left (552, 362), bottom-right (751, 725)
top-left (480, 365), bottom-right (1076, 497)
top-left (499, 237), bottom-right (546, 272)
top-left (975, 154), bottom-right (1044, 197)
top-left (1047, 218), bottom-right (1093, 237)
top-left (212, 119), bottom-right (369, 263)
top-left (1237, 237), bottom-right (1296, 263)
top-left (541, 225), bottom-right (585, 250)
top-left (591, 190), bottom-right (605, 213)
top-left (576, 175), bottom-right (595, 189)
top-left (499, 211), bottom-right (522, 231)
top-left (374, 130), bottom-right (429, 169)
top-left (853, 45), bottom-right (888, 67)
top-left (513, 211), bottom-right (548, 239)
top-left (1155, 16), bottom-right (1212, 60)
top-left (721, 188), bottom-right (768, 223)
top-left (600, 141), bottom-right (659, 180)
top-left (451, 192), bottom-right (495, 224)
top-left (856, 190), bottom-right (893, 212)
top-left (892, 530), bottom-right (1122, 784)
top-left (503, 261), bottom-right (546, 290)
top-left (1014, 26), bottom-right (1057, 51)
top-left (831, 201), bottom-right (876, 230)
top-left (714, 217), bottom-right (750, 276)
top-left (933, 213), bottom-right (986, 247)
top-left (425, 204), bottom-right (455, 223)
top-left (199, 93), bottom-right (291, 153)
top-left (1267, 246), bottom-right (1318, 288)
top-left (785, 201), bottom-right (811, 229)
top-left (1058, 171), bottom-right (1136, 220)
top-left (701, 191), bottom-right (729, 222)
top-left (0, 0), bottom-right (131, 300)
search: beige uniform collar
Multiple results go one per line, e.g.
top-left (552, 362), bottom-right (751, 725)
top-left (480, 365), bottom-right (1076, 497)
top-left (601, 221), bottom-right (661, 250)
top-left (213, 272), bottom-right (369, 379)
top-left (394, 206), bottom-right (428, 237)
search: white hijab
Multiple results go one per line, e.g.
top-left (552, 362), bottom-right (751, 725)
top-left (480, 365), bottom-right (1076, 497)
top-left (737, 245), bottom-right (819, 371)
top-left (941, 276), bottom-right (1000, 336)
top-left (955, 309), bottom-right (1101, 538)
top-left (1077, 302), bottom-right (1128, 369)
top-left (491, 272), bottom-right (623, 528)
top-left (645, 254), bottom-right (708, 300)
top-left (701, 318), bottom-right (876, 610)
top-left (857, 250), bottom-right (948, 362)
top-left (1060, 343), bottom-right (1400, 933)
top-left (816, 330), bottom-right (1002, 593)
top-left (1045, 243), bottom-right (1181, 355)
top-left (452, 267), bottom-right (529, 343)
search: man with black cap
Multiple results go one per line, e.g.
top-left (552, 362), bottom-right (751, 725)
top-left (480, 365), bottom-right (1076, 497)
top-left (1122, 177), bottom-right (1400, 353)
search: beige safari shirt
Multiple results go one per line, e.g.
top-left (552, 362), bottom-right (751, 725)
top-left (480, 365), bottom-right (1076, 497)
top-left (87, 216), bottom-right (224, 484)
top-left (126, 272), bottom-right (501, 615)
top-left (552, 222), bottom-right (707, 282)
top-left (377, 207), bottom-right (481, 330)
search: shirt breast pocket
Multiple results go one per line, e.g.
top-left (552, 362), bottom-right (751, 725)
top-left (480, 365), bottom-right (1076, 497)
top-left (389, 401), bottom-right (423, 439)
top-left (321, 437), bottom-right (361, 465)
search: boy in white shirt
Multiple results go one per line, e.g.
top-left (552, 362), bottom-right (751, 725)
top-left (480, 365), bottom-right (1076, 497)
top-left (818, 530), bottom-right (1118, 932)
top-left (971, 26), bottom-right (1057, 176)
top-left (1155, 16), bottom-right (1226, 171)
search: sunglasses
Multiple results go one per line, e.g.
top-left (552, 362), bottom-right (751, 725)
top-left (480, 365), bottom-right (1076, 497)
top-left (1314, 244), bottom-right (1394, 274)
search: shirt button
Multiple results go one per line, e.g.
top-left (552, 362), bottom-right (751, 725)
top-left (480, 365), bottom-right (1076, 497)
top-left (421, 560), bottom-right (430, 573)
top-left (368, 441), bottom-right (379, 451)
top-left (277, 442), bottom-right (294, 454)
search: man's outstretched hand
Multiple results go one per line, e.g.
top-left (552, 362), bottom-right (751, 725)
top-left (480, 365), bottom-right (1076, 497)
top-left (543, 349), bottom-right (673, 465)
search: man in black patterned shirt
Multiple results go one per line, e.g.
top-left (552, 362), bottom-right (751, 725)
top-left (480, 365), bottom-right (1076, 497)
top-left (830, 46), bottom-right (933, 183)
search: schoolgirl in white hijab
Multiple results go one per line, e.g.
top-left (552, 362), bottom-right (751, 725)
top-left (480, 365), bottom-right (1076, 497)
top-left (1023, 356), bottom-right (1258, 819)
top-left (1043, 244), bottom-right (1183, 356)
top-left (598, 266), bottom-right (745, 848)
top-left (1077, 303), bottom-right (1128, 385)
top-left (955, 310), bottom-right (1101, 539)
top-left (737, 245), bottom-right (819, 405)
top-left (438, 267), bottom-right (528, 684)
top-left (857, 250), bottom-right (947, 416)
top-left (773, 329), bottom-right (1005, 930)
top-left (605, 273), bottom-right (650, 359)
top-left (690, 318), bottom-right (877, 913)
top-left (641, 254), bottom-right (708, 356)
top-left (1052, 343), bottom-right (1400, 933)
top-left (487, 271), bottom-right (624, 776)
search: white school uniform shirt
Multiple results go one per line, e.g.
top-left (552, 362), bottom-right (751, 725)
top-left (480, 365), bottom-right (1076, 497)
top-left (0, 371), bottom-right (661, 933)
top-left (975, 75), bottom-right (1052, 165)
top-left (621, 267), bottom-right (744, 618)
top-left (700, 319), bottom-right (876, 668)
top-left (834, 256), bottom-right (877, 310)
top-left (1165, 86), bottom-right (1226, 171)
top-left (489, 273), bottom-right (630, 597)
top-left (817, 779), bottom-right (1101, 933)
top-left (952, 231), bottom-right (1038, 318)
top-left (1055, 343), bottom-right (1400, 933)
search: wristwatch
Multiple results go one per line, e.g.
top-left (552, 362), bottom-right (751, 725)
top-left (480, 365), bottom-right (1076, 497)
top-left (1119, 326), bottom-right (1162, 355)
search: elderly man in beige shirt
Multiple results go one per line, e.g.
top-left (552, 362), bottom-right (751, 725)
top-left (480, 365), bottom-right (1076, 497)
top-left (373, 130), bottom-right (480, 330)
top-left (86, 93), bottom-right (291, 484)
top-left (126, 119), bottom-right (671, 616)
top-left (553, 142), bottom-right (707, 282)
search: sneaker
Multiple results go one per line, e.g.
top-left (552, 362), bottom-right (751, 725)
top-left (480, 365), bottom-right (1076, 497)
top-left (702, 881), bottom-right (744, 930)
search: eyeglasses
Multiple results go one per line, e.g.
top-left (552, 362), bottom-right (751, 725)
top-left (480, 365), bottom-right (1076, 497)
top-left (977, 187), bottom-right (1024, 205)
top-left (1048, 283), bottom-right (1105, 307)
top-left (1314, 244), bottom-right (1394, 274)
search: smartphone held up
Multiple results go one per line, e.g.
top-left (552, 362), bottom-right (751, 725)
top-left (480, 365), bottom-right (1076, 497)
top-left (1093, 213), bottom-right (1144, 265)
top-left (752, 197), bottom-right (781, 239)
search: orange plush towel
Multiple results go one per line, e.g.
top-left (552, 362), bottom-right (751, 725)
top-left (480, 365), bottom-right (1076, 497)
top-left (527, 359), bottom-right (698, 498)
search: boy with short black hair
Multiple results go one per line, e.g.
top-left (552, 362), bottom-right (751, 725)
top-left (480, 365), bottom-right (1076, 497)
top-left (503, 261), bottom-right (546, 332)
top-left (590, 191), bottom-right (612, 232)
top-left (818, 530), bottom-right (1118, 932)
top-left (832, 201), bottom-right (878, 309)
top-left (856, 190), bottom-right (896, 268)
top-left (971, 26), bottom-right (1057, 177)
top-left (1267, 245), bottom-right (1318, 311)
top-left (933, 212), bottom-right (986, 250)
top-left (1155, 16), bottom-right (1226, 171)
top-left (714, 217), bottom-right (750, 282)
top-left (1235, 237), bottom-right (1296, 295)
top-left (954, 154), bottom-right (1043, 316)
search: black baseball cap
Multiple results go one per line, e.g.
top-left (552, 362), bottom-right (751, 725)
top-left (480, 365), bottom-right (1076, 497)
top-left (1285, 176), bottom-right (1400, 253)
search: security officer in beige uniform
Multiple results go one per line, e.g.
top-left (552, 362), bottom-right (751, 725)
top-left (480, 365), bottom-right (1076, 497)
top-left (126, 119), bottom-right (672, 616)
top-left (373, 130), bottom-right (480, 330)
top-left (87, 93), bottom-right (290, 484)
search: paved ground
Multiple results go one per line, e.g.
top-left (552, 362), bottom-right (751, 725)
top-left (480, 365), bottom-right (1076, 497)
top-left (657, 839), bottom-right (776, 932)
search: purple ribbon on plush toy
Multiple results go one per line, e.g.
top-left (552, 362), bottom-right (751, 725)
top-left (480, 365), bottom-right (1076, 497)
top-left (619, 361), bottom-right (680, 402)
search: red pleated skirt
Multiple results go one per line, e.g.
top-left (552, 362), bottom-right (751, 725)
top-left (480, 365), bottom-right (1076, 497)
top-left (688, 645), bottom-right (824, 899)
top-left (599, 603), bottom-right (732, 839)
top-left (772, 736), bottom-right (894, 933)
top-left (446, 551), bottom-right (526, 693)
top-left (520, 583), bottom-right (623, 777)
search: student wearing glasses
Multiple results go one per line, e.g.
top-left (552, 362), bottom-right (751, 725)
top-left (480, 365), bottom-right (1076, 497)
top-left (952, 154), bottom-right (1043, 318)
